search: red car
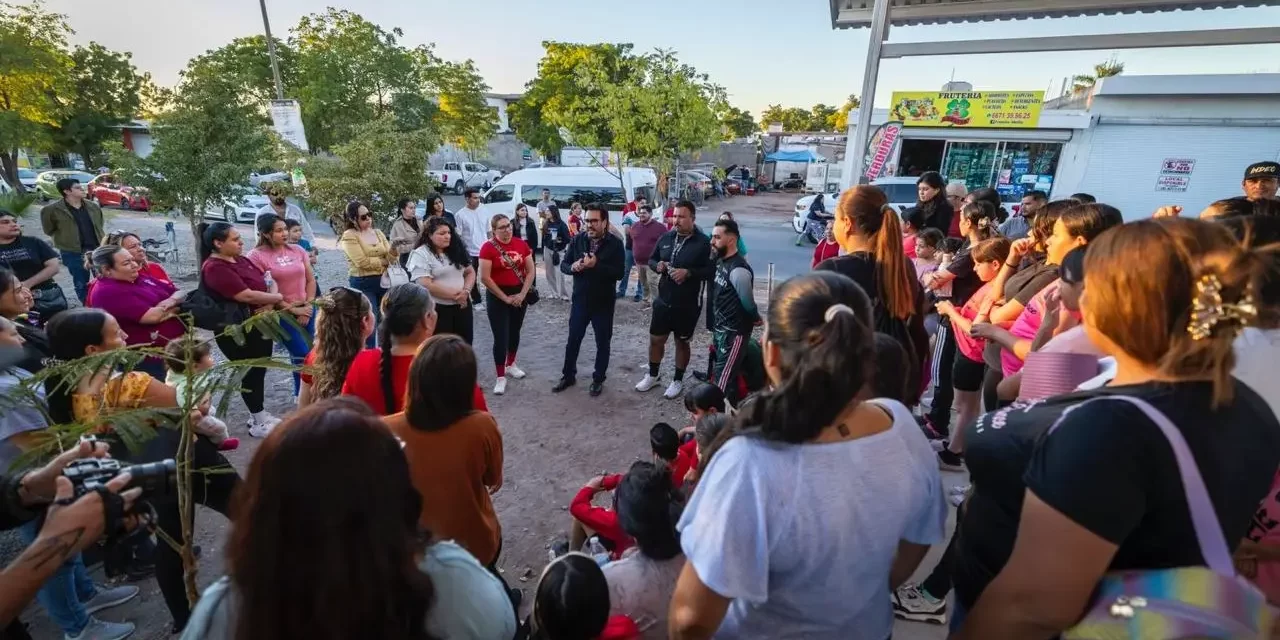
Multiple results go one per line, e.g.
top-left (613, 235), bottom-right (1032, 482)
top-left (86, 174), bottom-right (150, 211)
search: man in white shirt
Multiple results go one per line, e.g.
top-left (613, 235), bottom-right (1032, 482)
top-left (256, 186), bottom-right (315, 244)
top-left (454, 188), bottom-right (494, 305)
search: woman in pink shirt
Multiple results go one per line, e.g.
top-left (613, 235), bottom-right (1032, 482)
top-left (248, 214), bottom-right (317, 396)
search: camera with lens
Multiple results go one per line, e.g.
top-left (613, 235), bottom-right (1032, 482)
top-left (62, 458), bottom-right (177, 503)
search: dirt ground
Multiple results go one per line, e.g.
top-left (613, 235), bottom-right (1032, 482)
top-left (14, 202), bottom-right (952, 640)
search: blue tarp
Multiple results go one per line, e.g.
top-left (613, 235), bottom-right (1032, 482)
top-left (764, 149), bottom-right (822, 163)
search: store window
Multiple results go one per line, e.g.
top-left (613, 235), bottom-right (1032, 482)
top-left (993, 142), bottom-right (1062, 203)
top-left (895, 139), bottom-right (945, 177)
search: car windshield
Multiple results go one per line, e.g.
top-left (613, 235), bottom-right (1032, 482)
top-left (877, 183), bottom-right (919, 204)
top-left (18, 169), bottom-right (35, 179)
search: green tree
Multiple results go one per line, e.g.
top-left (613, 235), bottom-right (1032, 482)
top-left (0, 0), bottom-right (72, 191)
top-left (107, 74), bottom-right (274, 260)
top-left (1072, 57), bottom-right (1125, 93)
top-left (831, 94), bottom-right (860, 131)
top-left (291, 9), bottom-right (417, 151)
top-left (509, 42), bottom-right (645, 158)
top-left (759, 104), bottom-right (812, 132)
top-left (180, 35), bottom-right (298, 107)
top-left (296, 116), bottom-right (440, 229)
top-left (50, 43), bottom-right (144, 163)
top-left (719, 105), bottom-right (756, 139)
top-left (137, 73), bottom-right (174, 120)
top-left (432, 59), bottom-right (498, 158)
top-left (808, 104), bottom-right (837, 131)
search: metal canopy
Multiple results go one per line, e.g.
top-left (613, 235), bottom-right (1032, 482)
top-left (830, 0), bottom-right (1280, 29)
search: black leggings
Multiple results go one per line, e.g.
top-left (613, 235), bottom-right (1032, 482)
top-left (111, 429), bottom-right (240, 630)
top-left (982, 366), bottom-right (1009, 413)
top-left (920, 529), bottom-right (958, 599)
top-left (435, 303), bottom-right (475, 345)
top-left (928, 319), bottom-right (957, 436)
top-left (486, 286), bottom-right (527, 369)
top-left (214, 328), bottom-right (274, 414)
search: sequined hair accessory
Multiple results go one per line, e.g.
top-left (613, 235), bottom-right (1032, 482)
top-left (1188, 274), bottom-right (1257, 341)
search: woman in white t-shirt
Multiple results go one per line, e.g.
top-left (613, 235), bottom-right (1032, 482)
top-left (669, 271), bottom-right (946, 640)
top-left (407, 217), bottom-right (476, 345)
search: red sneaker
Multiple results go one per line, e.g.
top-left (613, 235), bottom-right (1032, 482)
top-left (218, 437), bottom-right (240, 451)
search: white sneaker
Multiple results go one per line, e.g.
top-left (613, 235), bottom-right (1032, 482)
top-left (635, 373), bottom-right (661, 392)
top-left (247, 413), bottom-right (280, 438)
top-left (506, 364), bottom-right (527, 379)
top-left (663, 380), bottom-right (685, 399)
top-left (494, 376), bottom-right (507, 395)
top-left (65, 617), bottom-right (135, 640)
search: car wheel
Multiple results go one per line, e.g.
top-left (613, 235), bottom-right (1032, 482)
top-left (454, 180), bottom-right (466, 195)
top-left (119, 197), bottom-right (130, 210)
top-left (225, 206), bottom-right (237, 223)
top-left (791, 216), bottom-right (805, 234)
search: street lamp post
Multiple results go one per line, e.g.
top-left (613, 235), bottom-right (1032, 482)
top-left (259, 0), bottom-right (284, 100)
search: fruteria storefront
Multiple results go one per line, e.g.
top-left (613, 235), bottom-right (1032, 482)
top-left (845, 90), bottom-right (1092, 202)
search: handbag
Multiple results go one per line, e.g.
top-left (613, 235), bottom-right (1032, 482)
top-left (180, 286), bottom-right (249, 333)
top-left (29, 284), bottom-right (69, 319)
top-left (381, 263), bottom-right (410, 289)
top-left (489, 240), bottom-right (539, 306)
top-left (1057, 395), bottom-right (1278, 639)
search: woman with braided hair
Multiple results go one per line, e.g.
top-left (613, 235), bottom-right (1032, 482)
top-left (340, 284), bottom-right (488, 416)
top-left (296, 286), bottom-right (373, 409)
top-left (669, 271), bottom-right (944, 640)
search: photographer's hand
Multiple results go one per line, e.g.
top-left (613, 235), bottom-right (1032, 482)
top-left (20, 440), bottom-right (110, 506)
top-left (0, 474), bottom-right (139, 627)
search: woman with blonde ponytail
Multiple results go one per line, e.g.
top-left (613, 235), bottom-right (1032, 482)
top-left (954, 217), bottom-right (1280, 638)
top-left (815, 185), bottom-right (929, 405)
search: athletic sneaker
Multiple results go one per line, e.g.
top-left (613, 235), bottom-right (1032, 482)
top-left (247, 414), bottom-right (280, 439)
top-left (494, 376), bottom-right (507, 395)
top-left (663, 380), bottom-right (684, 399)
top-left (892, 583), bottom-right (947, 624)
top-left (949, 484), bottom-right (971, 496)
top-left (64, 617), bottom-right (135, 640)
top-left (83, 584), bottom-right (139, 615)
top-left (635, 373), bottom-right (662, 392)
top-left (506, 364), bottom-right (527, 379)
top-left (938, 449), bottom-right (965, 472)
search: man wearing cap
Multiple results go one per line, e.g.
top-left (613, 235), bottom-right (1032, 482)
top-left (1244, 161), bottom-right (1279, 201)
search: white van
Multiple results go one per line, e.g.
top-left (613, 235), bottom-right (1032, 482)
top-left (481, 166), bottom-right (658, 218)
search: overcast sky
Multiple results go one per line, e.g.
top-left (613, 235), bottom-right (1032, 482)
top-left (40, 0), bottom-right (1280, 116)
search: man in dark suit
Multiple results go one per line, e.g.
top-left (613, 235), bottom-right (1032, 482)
top-left (553, 202), bottom-right (625, 397)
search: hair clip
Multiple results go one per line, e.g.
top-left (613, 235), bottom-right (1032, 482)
top-left (824, 304), bottom-right (855, 323)
top-left (1188, 274), bottom-right (1258, 341)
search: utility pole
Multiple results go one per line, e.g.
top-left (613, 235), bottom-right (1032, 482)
top-left (259, 0), bottom-right (284, 100)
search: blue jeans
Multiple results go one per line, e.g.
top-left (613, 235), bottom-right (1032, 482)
top-left (19, 521), bottom-right (93, 634)
top-left (562, 301), bottom-right (615, 383)
top-left (616, 249), bottom-right (634, 297)
top-left (950, 599), bottom-right (968, 633)
top-left (60, 250), bottom-right (91, 303)
top-left (278, 313), bottom-right (315, 395)
top-left (348, 275), bottom-right (385, 348)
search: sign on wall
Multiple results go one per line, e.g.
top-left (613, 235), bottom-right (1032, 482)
top-left (1160, 158), bottom-right (1196, 175)
top-left (1156, 175), bottom-right (1191, 192)
top-left (269, 99), bottom-right (309, 152)
top-left (890, 91), bottom-right (1044, 129)
top-left (863, 121), bottom-right (903, 181)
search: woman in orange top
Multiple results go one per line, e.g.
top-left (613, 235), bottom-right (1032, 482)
top-left (384, 334), bottom-right (504, 568)
top-left (44, 308), bottom-right (240, 632)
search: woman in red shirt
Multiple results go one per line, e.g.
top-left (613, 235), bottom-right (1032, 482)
top-left (340, 283), bottom-right (488, 415)
top-left (810, 221), bottom-right (840, 268)
top-left (478, 214), bottom-right (534, 397)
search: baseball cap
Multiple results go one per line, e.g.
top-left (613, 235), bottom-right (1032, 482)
top-left (1245, 161), bottom-right (1280, 181)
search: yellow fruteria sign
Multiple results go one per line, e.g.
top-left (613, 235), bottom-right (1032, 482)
top-left (890, 91), bottom-right (1044, 129)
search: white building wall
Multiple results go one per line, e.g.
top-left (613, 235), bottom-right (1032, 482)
top-left (485, 97), bottom-right (511, 133)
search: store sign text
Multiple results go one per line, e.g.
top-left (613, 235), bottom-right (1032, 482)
top-left (890, 91), bottom-right (1044, 129)
top-left (1160, 158), bottom-right (1196, 175)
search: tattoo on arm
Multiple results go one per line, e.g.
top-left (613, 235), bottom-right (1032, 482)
top-left (20, 528), bottom-right (85, 571)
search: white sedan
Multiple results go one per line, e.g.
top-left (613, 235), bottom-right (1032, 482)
top-left (204, 188), bottom-right (271, 224)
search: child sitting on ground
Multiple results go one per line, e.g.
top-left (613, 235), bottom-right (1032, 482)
top-left (164, 341), bottom-right (239, 451)
top-left (650, 422), bottom-right (694, 491)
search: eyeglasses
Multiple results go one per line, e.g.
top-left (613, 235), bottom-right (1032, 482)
top-left (495, 223), bottom-right (512, 231)
top-left (358, 214), bottom-right (371, 221)
top-left (586, 218), bottom-right (604, 224)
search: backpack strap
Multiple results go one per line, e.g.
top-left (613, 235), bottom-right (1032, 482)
top-left (1049, 395), bottom-right (1235, 576)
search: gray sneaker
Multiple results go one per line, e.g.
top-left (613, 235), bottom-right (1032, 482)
top-left (64, 617), bottom-right (135, 640)
top-left (82, 584), bottom-right (139, 615)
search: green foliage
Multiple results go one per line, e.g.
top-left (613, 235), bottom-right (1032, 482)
top-left (509, 42), bottom-right (646, 157)
top-left (0, 191), bottom-right (37, 216)
top-left (831, 94), bottom-right (860, 131)
top-left (1072, 57), bottom-right (1125, 93)
top-left (50, 43), bottom-right (145, 162)
top-left (0, 0), bottom-right (72, 191)
top-left (761, 101), bottom-right (856, 132)
top-left (296, 117), bottom-right (440, 229)
top-left (433, 59), bottom-right (498, 157)
top-left (719, 106), bottom-right (756, 140)
top-left (180, 35), bottom-right (298, 107)
top-left (137, 73), bottom-right (174, 120)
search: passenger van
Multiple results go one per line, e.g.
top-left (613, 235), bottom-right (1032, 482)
top-left (481, 166), bottom-right (658, 218)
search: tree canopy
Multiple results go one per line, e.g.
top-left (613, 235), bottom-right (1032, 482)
top-left (759, 97), bottom-right (858, 132)
top-left (51, 43), bottom-right (145, 165)
top-left (0, 0), bottom-right (72, 190)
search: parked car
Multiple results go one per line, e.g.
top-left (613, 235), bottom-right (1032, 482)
top-left (790, 177), bottom-right (918, 241)
top-left (249, 168), bottom-right (290, 188)
top-left (16, 168), bottom-right (37, 191)
top-left (429, 162), bottom-right (503, 195)
top-left (679, 171), bottom-right (713, 198)
top-left (204, 187), bottom-right (271, 223)
top-left (34, 170), bottom-right (97, 201)
top-left (86, 173), bottom-right (151, 211)
top-left (481, 166), bottom-right (657, 218)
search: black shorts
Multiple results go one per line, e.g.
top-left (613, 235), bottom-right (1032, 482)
top-left (952, 353), bottom-right (987, 393)
top-left (650, 301), bottom-right (701, 341)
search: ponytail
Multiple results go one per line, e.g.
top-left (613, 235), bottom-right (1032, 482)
top-left (379, 321), bottom-right (396, 414)
top-left (873, 205), bottom-right (915, 321)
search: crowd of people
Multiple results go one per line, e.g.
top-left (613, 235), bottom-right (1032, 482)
top-left (0, 158), bottom-right (1277, 640)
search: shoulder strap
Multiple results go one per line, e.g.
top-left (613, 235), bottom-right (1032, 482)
top-left (1048, 395), bottom-right (1235, 576)
top-left (488, 240), bottom-right (527, 287)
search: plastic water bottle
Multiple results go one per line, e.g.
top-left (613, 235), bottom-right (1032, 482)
top-left (263, 270), bottom-right (274, 289)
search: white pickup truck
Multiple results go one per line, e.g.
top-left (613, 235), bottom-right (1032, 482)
top-left (429, 162), bottom-right (503, 195)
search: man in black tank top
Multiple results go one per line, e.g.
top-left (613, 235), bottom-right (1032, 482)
top-left (708, 219), bottom-right (763, 404)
